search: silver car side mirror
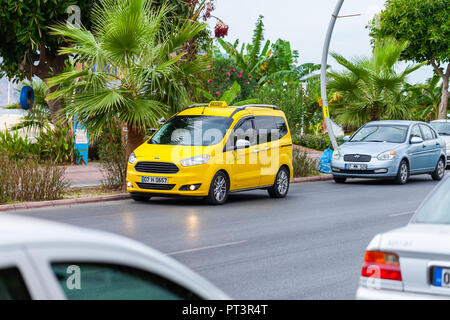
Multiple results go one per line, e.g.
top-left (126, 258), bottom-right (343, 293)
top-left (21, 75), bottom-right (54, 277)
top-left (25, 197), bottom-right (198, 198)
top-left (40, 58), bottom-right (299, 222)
top-left (410, 136), bottom-right (424, 144)
top-left (343, 136), bottom-right (350, 142)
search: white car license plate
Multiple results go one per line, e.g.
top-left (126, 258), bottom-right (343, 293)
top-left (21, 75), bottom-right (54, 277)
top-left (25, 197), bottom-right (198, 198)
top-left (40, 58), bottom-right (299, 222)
top-left (433, 267), bottom-right (450, 287)
top-left (141, 176), bottom-right (168, 184)
top-left (345, 163), bottom-right (368, 171)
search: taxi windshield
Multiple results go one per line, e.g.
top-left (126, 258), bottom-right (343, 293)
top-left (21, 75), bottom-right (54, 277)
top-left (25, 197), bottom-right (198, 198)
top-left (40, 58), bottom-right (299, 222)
top-left (149, 116), bottom-right (232, 146)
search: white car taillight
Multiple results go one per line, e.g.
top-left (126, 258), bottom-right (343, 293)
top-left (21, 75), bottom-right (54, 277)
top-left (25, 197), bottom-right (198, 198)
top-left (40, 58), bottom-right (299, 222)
top-left (361, 251), bottom-right (402, 281)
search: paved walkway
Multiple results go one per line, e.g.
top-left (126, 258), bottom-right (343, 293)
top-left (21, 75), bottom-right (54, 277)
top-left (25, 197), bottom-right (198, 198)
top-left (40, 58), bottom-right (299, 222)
top-left (64, 163), bottom-right (103, 188)
top-left (63, 146), bottom-right (325, 188)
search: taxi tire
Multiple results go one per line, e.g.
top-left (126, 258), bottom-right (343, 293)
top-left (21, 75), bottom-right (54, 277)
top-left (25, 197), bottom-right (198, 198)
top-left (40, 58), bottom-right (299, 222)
top-left (206, 171), bottom-right (229, 205)
top-left (130, 194), bottom-right (151, 202)
top-left (268, 167), bottom-right (290, 198)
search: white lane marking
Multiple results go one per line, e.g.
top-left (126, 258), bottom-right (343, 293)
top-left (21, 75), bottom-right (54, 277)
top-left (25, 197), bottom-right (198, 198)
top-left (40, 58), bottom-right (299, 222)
top-left (167, 240), bottom-right (248, 256)
top-left (389, 211), bottom-right (414, 217)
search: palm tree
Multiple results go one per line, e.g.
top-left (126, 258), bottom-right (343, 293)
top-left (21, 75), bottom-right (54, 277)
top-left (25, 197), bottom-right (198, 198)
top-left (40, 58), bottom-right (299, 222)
top-left (48, 0), bottom-right (208, 160)
top-left (328, 38), bottom-right (425, 129)
top-left (408, 73), bottom-right (447, 121)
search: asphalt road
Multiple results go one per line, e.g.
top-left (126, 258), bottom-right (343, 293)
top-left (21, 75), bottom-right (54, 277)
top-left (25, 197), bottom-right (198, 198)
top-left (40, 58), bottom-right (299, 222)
top-left (10, 174), bottom-right (446, 299)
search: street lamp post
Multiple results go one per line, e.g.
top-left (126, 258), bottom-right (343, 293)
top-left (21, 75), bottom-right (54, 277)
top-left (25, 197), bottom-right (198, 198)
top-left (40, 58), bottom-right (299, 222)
top-left (320, 0), bottom-right (344, 151)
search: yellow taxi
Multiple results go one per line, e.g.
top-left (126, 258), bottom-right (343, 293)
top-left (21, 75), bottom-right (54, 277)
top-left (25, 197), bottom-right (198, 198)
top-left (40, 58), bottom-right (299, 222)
top-left (126, 101), bottom-right (293, 205)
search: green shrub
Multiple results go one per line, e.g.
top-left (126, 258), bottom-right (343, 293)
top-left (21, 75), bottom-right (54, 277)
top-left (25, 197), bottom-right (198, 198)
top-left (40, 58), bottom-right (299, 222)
top-left (0, 154), bottom-right (69, 204)
top-left (292, 149), bottom-right (319, 178)
top-left (35, 123), bottom-right (81, 164)
top-left (292, 133), bottom-right (331, 151)
top-left (0, 131), bottom-right (38, 160)
top-left (98, 124), bottom-right (127, 190)
top-left (0, 123), bottom-right (80, 164)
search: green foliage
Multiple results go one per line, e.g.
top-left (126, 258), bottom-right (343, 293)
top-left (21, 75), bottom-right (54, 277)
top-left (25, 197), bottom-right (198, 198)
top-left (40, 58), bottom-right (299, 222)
top-left (11, 80), bottom-right (52, 131)
top-left (0, 124), bottom-right (80, 164)
top-left (199, 48), bottom-right (258, 101)
top-left (292, 149), bottom-right (319, 178)
top-left (98, 123), bottom-right (127, 190)
top-left (255, 77), bottom-right (323, 133)
top-left (0, 154), bottom-right (69, 204)
top-left (370, 0), bottom-right (449, 65)
top-left (34, 123), bottom-right (80, 164)
top-left (328, 38), bottom-right (425, 129)
top-left (217, 15), bottom-right (271, 81)
top-left (0, 0), bottom-right (95, 80)
top-left (293, 133), bottom-right (331, 152)
top-left (0, 131), bottom-right (38, 160)
top-left (48, 0), bottom-right (208, 154)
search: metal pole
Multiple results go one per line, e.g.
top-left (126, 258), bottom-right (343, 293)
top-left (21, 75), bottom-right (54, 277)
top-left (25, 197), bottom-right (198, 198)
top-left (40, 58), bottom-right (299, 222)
top-left (321, 0), bottom-right (344, 151)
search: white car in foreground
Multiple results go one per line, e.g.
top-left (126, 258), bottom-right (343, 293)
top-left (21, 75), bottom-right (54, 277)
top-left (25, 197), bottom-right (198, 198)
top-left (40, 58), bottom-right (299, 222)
top-left (0, 214), bottom-right (228, 300)
top-left (357, 177), bottom-right (450, 299)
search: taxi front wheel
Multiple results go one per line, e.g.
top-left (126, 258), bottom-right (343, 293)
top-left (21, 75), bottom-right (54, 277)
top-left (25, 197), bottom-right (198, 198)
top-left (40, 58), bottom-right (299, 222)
top-left (206, 171), bottom-right (229, 205)
top-left (268, 167), bottom-right (290, 198)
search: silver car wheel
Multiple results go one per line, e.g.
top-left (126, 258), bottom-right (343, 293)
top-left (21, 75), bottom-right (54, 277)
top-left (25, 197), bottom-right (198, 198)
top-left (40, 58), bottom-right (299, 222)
top-left (400, 163), bottom-right (408, 183)
top-left (437, 159), bottom-right (445, 178)
top-left (277, 170), bottom-right (289, 195)
top-left (213, 175), bottom-right (227, 202)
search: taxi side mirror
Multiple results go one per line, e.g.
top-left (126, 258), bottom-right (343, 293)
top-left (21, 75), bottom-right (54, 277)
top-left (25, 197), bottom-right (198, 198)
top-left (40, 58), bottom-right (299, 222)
top-left (235, 139), bottom-right (250, 150)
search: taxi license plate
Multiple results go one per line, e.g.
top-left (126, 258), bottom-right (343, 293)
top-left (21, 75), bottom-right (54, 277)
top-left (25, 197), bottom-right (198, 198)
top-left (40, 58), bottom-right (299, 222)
top-left (345, 163), bottom-right (368, 171)
top-left (433, 267), bottom-right (450, 287)
top-left (141, 176), bottom-right (168, 184)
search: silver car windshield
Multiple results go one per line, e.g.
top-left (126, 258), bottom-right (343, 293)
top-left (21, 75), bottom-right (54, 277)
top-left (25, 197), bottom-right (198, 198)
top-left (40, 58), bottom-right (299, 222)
top-left (412, 179), bottom-right (450, 225)
top-left (430, 122), bottom-right (450, 136)
top-left (350, 125), bottom-right (408, 143)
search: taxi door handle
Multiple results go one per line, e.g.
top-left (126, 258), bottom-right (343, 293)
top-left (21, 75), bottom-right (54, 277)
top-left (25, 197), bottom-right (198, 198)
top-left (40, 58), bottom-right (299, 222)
top-left (253, 149), bottom-right (260, 153)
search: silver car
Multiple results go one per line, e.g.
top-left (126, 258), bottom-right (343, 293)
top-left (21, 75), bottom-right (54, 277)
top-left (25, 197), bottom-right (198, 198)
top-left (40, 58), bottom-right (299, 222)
top-left (430, 120), bottom-right (450, 168)
top-left (331, 120), bottom-right (447, 184)
top-left (357, 177), bottom-right (450, 300)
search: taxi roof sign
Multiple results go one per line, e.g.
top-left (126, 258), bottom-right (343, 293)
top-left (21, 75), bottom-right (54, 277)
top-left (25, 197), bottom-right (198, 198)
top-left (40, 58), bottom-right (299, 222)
top-left (208, 101), bottom-right (228, 108)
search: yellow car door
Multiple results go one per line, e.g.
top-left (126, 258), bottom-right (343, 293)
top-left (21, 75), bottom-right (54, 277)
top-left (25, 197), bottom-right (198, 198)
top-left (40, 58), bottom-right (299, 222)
top-left (227, 117), bottom-right (260, 190)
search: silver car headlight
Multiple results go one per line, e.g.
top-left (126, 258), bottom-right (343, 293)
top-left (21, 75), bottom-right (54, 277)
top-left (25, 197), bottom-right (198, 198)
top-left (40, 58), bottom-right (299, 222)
top-left (128, 152), bottom-right (137, 165)
top-left (332, 150), bottom-right (340, 160)
top-left (180, 155), bottom-right (210, 167)
top-left (377, 150), bottom-right (397, 161)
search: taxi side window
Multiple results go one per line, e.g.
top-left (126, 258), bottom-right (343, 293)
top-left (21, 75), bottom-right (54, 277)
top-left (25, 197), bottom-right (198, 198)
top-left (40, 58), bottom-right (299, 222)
top-left (410, 125), bottom-right (422, 139)
top-left (232, 118), bottom-right (256, 146)
top-left (255, 117), bottom-right (275, 144)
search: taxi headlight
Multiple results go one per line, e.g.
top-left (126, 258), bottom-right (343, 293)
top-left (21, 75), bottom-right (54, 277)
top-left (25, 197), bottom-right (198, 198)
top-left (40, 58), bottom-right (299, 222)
top-left (128, 152), bottom-right (137, 165)
top-left (180, 155), bottom-right (210, 167)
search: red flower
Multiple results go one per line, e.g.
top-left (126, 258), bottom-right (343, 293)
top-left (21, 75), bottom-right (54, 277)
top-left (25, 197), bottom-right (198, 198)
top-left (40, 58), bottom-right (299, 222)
top-left (208, 79), bottom-right (213, 83)
top-left (226, 72), bottom-right (230, 76)
top-left (216, 91), bottom-right (221, 96)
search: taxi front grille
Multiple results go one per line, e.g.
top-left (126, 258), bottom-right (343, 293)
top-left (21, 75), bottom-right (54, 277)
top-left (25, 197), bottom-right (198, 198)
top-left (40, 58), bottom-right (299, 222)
top-left (136, 183), bottom-right (175, 191)
top-left (134, 162), bottom-right (179, 174)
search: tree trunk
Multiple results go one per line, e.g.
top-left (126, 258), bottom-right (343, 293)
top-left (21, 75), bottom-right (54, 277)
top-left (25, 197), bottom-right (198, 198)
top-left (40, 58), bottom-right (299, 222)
top-left (438, 75), bottom-right (449, 120)
top-left (430, 60), bottom-right (449, 120)
top-left (46, 86), bottom-right (64, 123)
top-left (126, 123), bottom-right (146, 163)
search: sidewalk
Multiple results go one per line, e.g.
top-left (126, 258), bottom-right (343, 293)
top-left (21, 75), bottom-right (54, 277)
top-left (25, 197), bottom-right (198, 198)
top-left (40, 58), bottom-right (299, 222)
top-left (64, 163), bottom-right (103, 188)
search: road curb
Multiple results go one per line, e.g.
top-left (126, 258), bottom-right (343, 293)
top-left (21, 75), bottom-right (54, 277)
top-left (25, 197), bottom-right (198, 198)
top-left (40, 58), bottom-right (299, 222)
top-left (293, 175), bottom-right (333, 183)
top-left (0, 194), bottom-right (130, 213)
top-left (0, 175), bottom-right (333, 212)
